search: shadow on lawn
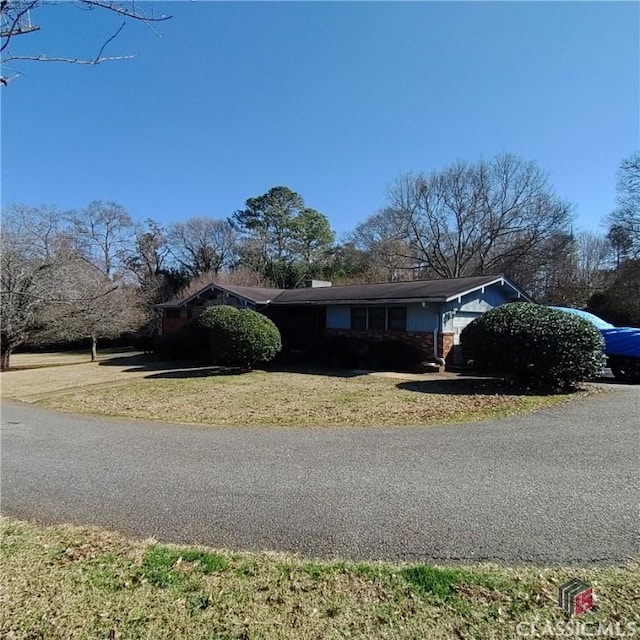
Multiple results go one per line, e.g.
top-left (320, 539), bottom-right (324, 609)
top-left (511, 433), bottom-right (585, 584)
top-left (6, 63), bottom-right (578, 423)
top-left (146, 364), bottom-right (366, 379)
top-left (263, 363), bottom-right (363, 378)
top-left (99, 354), bottom-right (365, 379)
top-left (100, 355), bottom-right (244, 377)
top-left (396, 378), bottom-right (549, 397)
top-left (144, 367), bottom-right (248, 379)
top-left (98, 354), bottom-right (201, 373)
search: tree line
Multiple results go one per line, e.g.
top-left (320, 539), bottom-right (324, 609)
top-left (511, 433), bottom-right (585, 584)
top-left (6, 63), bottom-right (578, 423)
top-left (2, 152), bottom-right (639, 370)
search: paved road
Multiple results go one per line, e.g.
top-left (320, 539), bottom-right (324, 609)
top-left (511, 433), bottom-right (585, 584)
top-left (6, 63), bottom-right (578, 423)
top-left (1, 385), bottom-right (638, 566)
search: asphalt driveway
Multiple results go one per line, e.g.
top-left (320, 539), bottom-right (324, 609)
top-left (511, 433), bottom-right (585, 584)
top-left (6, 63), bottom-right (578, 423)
top-left (1, 384), bottom-right (638, 566)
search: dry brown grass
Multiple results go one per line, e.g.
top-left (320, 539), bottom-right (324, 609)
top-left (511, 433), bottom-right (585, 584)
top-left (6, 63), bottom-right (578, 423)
top-left (1, 352), bottom-right (586, 427)
top-left (38, 368), bottom-right (577, 427)
top-left (0, 352), bottom-right (161, 401)
top-left (1, 517), bottom-right (638, 640)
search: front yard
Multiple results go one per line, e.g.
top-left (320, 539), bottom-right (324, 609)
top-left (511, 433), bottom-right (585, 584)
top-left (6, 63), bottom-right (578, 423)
top-left (0, 353), bottom-right (582, 427)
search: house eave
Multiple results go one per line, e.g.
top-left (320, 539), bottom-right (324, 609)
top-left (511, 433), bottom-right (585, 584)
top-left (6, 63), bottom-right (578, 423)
top-left (271, 297), bottom-right (449, 306)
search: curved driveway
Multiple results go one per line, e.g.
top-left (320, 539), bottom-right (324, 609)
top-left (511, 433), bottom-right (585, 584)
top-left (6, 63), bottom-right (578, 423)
top-left (1, 385), bottom-right (638, 566)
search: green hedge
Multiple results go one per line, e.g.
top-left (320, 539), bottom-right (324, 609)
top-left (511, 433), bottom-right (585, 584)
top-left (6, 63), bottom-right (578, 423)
top-left (196, 305), bottom-right (281, 369)
top-left (460, 303), bottom-right (605, 391)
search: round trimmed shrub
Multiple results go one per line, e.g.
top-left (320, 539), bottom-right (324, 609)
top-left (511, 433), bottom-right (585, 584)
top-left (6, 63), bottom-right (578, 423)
top-left (195, 305), bottom-right (281, 369)
top-left (460, 303), bottom-right (605, 391)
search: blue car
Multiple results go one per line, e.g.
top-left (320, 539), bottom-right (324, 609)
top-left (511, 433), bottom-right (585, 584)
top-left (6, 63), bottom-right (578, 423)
top-left (552, 307), bottom-right (640, 383)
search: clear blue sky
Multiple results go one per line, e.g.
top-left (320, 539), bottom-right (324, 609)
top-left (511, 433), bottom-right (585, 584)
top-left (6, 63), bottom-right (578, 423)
top-left (2, 1), bottom-right (638, 238)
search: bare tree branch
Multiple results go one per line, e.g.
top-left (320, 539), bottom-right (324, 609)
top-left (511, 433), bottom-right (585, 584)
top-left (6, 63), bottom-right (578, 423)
top-left (76, 0), bottom-right (170, 23)
top-left (0, 0), bottom-right (39, 52)
top-left (1, 0), bottom-right (171, 84)
top-left (94, 17), bottom-right (125, 61)
top-left (4, 53), bottom-right (135, 64)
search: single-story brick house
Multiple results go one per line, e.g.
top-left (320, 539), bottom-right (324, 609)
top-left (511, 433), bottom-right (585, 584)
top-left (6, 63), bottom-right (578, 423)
top-left (157, 275), bottom-right (532, 364)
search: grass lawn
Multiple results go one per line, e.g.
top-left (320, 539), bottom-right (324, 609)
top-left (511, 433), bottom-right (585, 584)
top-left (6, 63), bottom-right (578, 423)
top-left (1, 517), bottom-right (638, 640)
top-left (26, 365), bottom-right (584, 427)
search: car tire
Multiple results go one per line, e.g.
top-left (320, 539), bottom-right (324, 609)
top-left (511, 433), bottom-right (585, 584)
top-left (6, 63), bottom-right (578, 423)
top-left (609, 356), bottom-right (640, 384)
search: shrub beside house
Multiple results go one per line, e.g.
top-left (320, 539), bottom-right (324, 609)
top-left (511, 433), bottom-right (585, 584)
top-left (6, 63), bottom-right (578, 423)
top-left (460, 303), bottom-right (605, 391)
top-left (196, 306), bottom-right (281, 369)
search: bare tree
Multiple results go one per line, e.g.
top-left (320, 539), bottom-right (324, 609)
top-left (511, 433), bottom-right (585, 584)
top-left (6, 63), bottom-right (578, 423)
top-left (38, 262), bottom-right (147, 361)
top-left (349, 209), bottom-right (419, 281)
top-left (0, 204), bottom-right (69, 369)
top-left (1, 203), bottom-right (146, 368)
top-left (508, 229), bottom-right (613, 305)
top-left (608, 151), bottom-right (640, 257)
top-left (608, 224), bottom-right (633, 269)
top-left (168, 217), bottom-right (238, 278)
top-left (123, 219), bottom-right (172, 297)
top-left (129, 219), bottom-right (171, 281)
top-left (168, 267), bottom-right (270, 305)
top-left (70, 200), bottom-right (134, 277)
top-left (1, 0), bottom-right (171, 85)
top-left (382, 154), bottom-right (573, 280)
top-left (573, 231), bottom-right (612, 300)
top-left (1, 235), bottom-right (44, 369)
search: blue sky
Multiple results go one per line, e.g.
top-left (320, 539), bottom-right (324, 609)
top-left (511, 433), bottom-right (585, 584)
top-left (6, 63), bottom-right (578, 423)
top-left (2, 1), bottom-right (638, 238)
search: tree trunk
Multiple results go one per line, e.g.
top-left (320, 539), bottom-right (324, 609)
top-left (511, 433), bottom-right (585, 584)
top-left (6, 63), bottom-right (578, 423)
top-left (1, 346), bottom-right (11, 371)
top-left (90, 335), bottom-right (97, 362)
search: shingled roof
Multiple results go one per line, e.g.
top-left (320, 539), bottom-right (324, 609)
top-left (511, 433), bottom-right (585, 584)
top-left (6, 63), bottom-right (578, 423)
top-left (158, 275), bottom-right (531, 308)
top-left (272, 275), bottom-right (527, 304)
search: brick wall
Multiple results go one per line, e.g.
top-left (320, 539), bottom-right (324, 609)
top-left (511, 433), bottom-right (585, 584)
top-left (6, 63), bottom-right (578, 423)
top-left (438, 332), bottom-right (455, 363)
top-left (325, 328), bottom-right (434, 358)
top-left (162, 317), bottom-right (190, 335)
top-left (325, 328), bottom-right (456, 364)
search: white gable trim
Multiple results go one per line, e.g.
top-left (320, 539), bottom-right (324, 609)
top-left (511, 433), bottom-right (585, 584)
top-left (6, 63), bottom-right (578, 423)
top-left (444, 277), bottom-right (532, 303)
top-left (171, 283), bottom-right (261, 308)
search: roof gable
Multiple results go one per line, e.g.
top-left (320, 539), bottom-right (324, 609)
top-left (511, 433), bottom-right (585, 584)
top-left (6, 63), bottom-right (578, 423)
top-left (157, 282), bottom-right (284, 308)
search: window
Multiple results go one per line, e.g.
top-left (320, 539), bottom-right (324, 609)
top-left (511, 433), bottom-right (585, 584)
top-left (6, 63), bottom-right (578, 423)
top-left (388, 307), bottom-right (407, 331)
top-left (349, 306), bottom-right (407, 331)
top-left (369, 307), bottom-right (386, 330)
top-left (351, 307), bottom-right (367, 330)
